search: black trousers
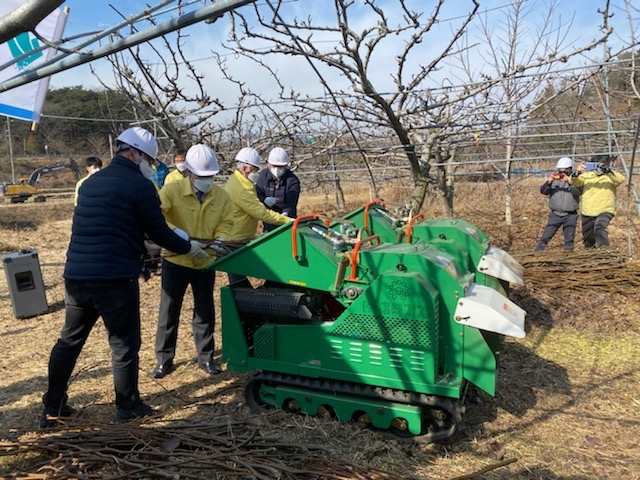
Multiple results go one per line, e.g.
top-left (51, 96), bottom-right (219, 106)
top-left (581, 212), bottom-right (614, 248)
top-left (535, 211), bottom-right (578, 252)
top-left (45, 278), bottom-right (141, 410)
top-left (155, 261), bottom-right (215, 365)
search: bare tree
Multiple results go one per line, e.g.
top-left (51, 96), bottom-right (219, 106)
top-left (220, 0), bottom-right (620, 218)
top-left (93, 21), bottom-right (226, 154)
top-left (223, 0), bottom-right (483, 213)
top-left (451, 0), bottom-right (611, 223)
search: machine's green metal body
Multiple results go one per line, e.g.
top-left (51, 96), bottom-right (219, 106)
top-left (213, 209), bottom-right (525, 439)
top-left (341, 201), bottom-right (503, 290)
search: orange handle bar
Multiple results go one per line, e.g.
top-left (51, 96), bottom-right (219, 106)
top-left (363, 198), bottom-right (384, 228)
top-left (405, 213), bottom-right (424, 243)
top-left (291, 213), bottom-right (330, 260)
top-left (347, 234), bottom-right (381, 281)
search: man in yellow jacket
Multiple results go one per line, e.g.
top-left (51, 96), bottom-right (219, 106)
top-left (225, 147), bottom-right (292, 282)
top-left (151, 144), bottom-right (234, 379)
top-left (164, 148), bottom-right (187, 185)
top-left (571, 155), bottom-right (625, 248)
top-left (74, 156), bottom-right (102, 206)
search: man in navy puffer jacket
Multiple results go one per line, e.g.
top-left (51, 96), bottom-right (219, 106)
top-left (256, 147), bottom-right (300, 232)
top-left (40, 127), bottom-right (209, 427)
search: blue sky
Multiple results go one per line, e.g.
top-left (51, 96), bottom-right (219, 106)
top-left (39, 0), bottom-right (640, 121)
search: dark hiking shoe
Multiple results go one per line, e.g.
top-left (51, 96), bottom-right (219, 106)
top-left (150, 361), bottom-right (173, 379)
top-left (116, 401), bottom-right (155, 423)
top-left (199, 361), bottom-right (222, 375)
top-left (39, 402), bottom-right (77, 429)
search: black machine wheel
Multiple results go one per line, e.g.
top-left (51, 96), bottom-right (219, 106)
top-left (317, 404), bottom-right (336, 420)
top-left (243, 375), bottom-right (273, 413)
top-left (387, 417), bottom-right (413, 438)
top-left (414, 408), bottom-right (458, 444)
top-left (243, 371), bottom-right (462, 443)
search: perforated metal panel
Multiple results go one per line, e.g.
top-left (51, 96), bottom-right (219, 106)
top-left (234, 287), bottom-right (306, 318)
top-left (332, 307), bottom-right (438, 350)
top-left (254, 328), bottom-right (275, 359)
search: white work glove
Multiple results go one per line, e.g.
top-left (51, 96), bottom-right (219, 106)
top-left (209, 242), bottom-right (232, 257)
top-left (173, 228), bottom-right (189, 241)
top-left (264, 196), bottom-right (278, 207)
top-left (187, 240), bottom-right (209, 260)
top-left (144, 240), bottom-right (161, 255)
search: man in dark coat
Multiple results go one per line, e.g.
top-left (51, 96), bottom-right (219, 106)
top-left (40, 127), bottom-right (209, 427)
top-left (256, 147), bottom-right (300, 232)
top-left (534, 157), bottom-right (581, 252)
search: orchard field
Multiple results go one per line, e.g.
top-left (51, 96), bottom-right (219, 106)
top-left (0, 167), bottom-right (639, 479)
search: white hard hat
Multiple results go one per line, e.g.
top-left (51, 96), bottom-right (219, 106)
top-left (184, 144), bottom-right (220, 176)
top-left (235, 147), bottom-right (261, 168)
top-left (268, 147), bottom-right (289, 166)
top-left (556, 157), bottom-right (573, 169)
top-left (116, 127), bottom-right (158, 160)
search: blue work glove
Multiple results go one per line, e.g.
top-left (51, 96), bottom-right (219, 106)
top-left (264, 196), bottom-right (278, 207)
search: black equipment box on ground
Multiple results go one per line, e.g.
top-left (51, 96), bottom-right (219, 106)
top-left (2, 249), bottom-right (48, 319)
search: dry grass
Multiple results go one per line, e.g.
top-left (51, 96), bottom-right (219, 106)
top-left (0, 177), bottom-right (639, 479)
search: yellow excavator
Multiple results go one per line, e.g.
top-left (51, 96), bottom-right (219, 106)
top-left (1, 159), bottom-right (80, 203)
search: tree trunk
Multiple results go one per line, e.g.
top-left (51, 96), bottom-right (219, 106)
top-left (408, 171), bottom-right (431, 216)
top-left (334, 177), bottom-right (346, 215)
top-left (432, 148), bottom-right (453, 217)
top-left (504, 138), bottom-right (514, 225)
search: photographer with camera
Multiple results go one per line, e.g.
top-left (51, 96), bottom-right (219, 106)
top-left (572, 154), bottom-right (625, 248)
top-left (535, 157), bottom-right (581, 253)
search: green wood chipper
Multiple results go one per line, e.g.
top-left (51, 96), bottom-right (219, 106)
top-left (211, 203), bottom-right (526, 442)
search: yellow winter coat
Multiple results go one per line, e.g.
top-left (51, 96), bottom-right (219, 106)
top-left (164, 169), bottom-right (184, 185)
top-left (571, 170), bottom-right (625, 216)
top-left (159, 177), bottom-right (234, 269)
top-left (225, 170), bottom-right (290, 241)
top-left (74, 174), bottom-right (90, 206)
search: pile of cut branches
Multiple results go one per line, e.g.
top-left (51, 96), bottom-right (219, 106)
top-left (1, 418), bottom-right (392, 480)
top-left (517, 249), bottom-right (640, 294)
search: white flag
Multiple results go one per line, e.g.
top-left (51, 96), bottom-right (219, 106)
top-left (0, 2), bottom-right (68, 122)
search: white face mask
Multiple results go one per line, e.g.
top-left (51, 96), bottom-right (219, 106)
top-left (247, 172), bottom-right (260, 184)
top-left (193, 178), bottom-right (214, 194)
top-left (269, 166), bottom-right (286, 178)
top-left (139, 159), bottom-right (155, 180)
top-left (176, 163), bottom-right (186, 173)
top-left (89, 167), bottom-right (100, 175)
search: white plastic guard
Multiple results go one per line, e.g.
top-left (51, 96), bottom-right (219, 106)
top-left (454, 283), bottom-right (526, 338)
top-left (476, 246), bottom-right (524, 285)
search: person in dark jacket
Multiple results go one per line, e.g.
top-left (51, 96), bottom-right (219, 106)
top-left (256, 147), bottom-right (300, 232)
top-left (535, 157), bottom-right (582, 253)
top-left (40, 127), bottom-right (209, 428)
